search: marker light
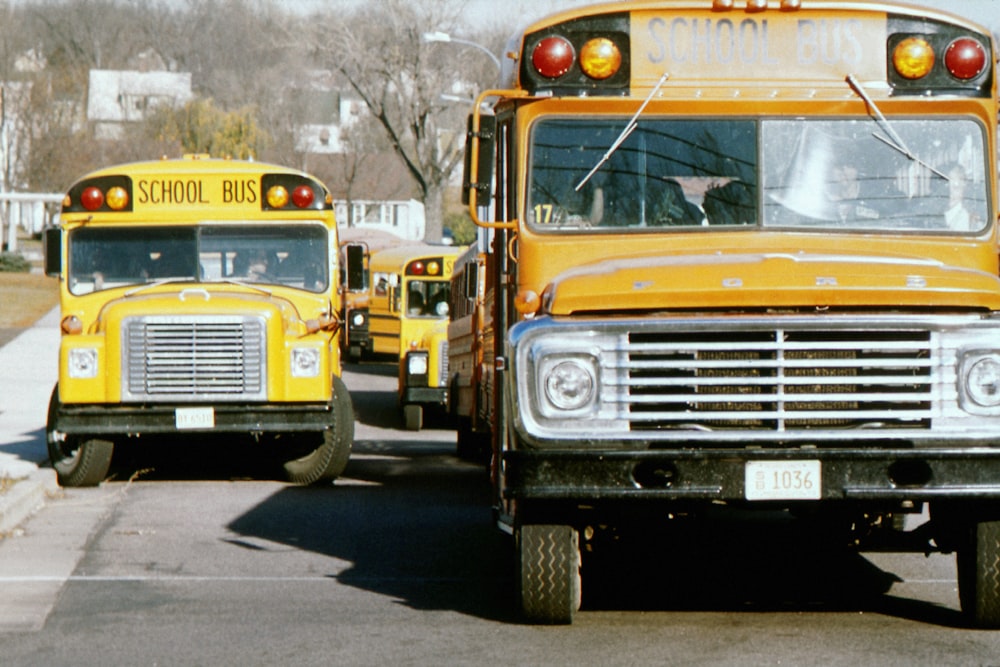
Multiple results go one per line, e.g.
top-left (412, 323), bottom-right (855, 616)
top-left (266, 185), bottom-right (289, 209)
top-left (292, 185), bottom-right (315, 208)
top-left (60, 315), bottom-right (83, 335)
top-left (105, 186), bottom-right (129, 211)
top-left (80, 187), bottom-right (104, 211)
top-left (532, 36), bottom-right (575, 79)
top-left (579, 38), bottom-right (622, 80)
top-left (892, 37), bottom-right (935, 79)
top-left (945, 37), bottom-right (986, 80)
top-left (515, 289), bottom-right (540, 315)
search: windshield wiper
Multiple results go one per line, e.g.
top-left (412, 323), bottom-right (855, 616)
top-left (845, 74), bottom-right (947, 180)
top-left (574, 72), bottom-right (670, 192)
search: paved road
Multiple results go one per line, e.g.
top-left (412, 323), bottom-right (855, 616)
top-left (1, 324), bottom-right (1000, 665)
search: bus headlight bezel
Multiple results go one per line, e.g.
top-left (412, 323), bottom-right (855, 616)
top-left (961, 352), bottom-right (1000, 409)
top-left (541, 356), bottom-right (597, 413)
top-left (68, 348), bottom-right (98, 379)
top-left (290, 347), bottom-right (320, 378)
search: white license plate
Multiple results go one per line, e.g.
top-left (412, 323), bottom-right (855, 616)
top-left (175, 407), bottom-right (215, 430)
top-left (745, 460), bottom-right (821, 501)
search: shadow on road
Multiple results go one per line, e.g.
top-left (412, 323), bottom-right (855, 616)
top-left (218, 436), bottom-right (966, 626)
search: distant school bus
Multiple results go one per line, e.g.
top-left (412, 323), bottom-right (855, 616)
top-left (45, 156), bottom-right (354, 487)
top-left (366, 244), bottom-right (461, 429)
top-left (464, 0), bottom-right (1000, 625)
top-left (447, 243), bottom-right (491, 460)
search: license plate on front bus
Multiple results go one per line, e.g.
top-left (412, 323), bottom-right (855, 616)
top-left (745, 460), bottom-right (821, 501)
top-left (175, 407), bottom-right (215, 430)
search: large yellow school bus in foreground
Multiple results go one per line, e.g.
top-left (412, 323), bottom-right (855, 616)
top-left (367, 244), bottom-right (461, 429)
top-left (45, 156), bottom-right (353, 487)
top-left (465, 0), bottom-right (1000, 625)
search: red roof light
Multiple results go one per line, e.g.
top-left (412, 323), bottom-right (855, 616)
top-left (532, 36), bottom-right (575, 79)
top-left (292, 185), bottom-right (315, 208)
top-left (945, 37), bottom-right (986, 80)
top-left (80, 187), bottom-right (104, 211)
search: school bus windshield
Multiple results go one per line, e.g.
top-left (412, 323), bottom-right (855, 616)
top-left (528, 116), bottom-right (987, 234)
top-left (68, 223), bottom-right (329, 295)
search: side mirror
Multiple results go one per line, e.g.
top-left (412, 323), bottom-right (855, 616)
top-left (462, 114), bottom-right (495, 207)
top-left (44, 227), bottom-right (62, 276)
top-left (344, 243), bottom-right (366, 291)
top-left (464, 262), bottom-right (478, 300)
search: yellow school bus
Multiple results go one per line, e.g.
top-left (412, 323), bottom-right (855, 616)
top-left (447, 242), bottom-right (491, 460)
top-left (464, 0), bottom-right (1000, 625)
top-left (367, 244), bottom-right (461, 429)
top-left (44, 156), bottom-right (353, 487)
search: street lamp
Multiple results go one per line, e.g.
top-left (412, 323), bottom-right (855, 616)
top-left (421, 31), bottom-right (502, 73)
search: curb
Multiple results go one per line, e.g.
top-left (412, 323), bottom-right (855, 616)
top-left (0, 467), bottom-right (60, 536)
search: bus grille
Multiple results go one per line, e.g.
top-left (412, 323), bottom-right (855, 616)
top-left (438, 339), bottom-right (450, 388)
top-left (123, 316), bottom-right (266, 402)
top-left (626, 329), bottom-right (934, 431)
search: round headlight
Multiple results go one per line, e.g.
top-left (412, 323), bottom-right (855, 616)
top-left (544, 359), bottom-right (595, 411)
top-left (351, 312), bottom-right (366, 327)
top-left (966, 356), bottom-right (1000, 407)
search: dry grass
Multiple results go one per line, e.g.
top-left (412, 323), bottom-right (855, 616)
top-left (0, 271), bottom-right (59, 328)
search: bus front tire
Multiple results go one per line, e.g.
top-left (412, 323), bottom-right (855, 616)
top-left (518, 523), bottom-right (582, 625)
top-left (46, 386), bottom-right (114, 487)
top-left (958, 518), bottom-right (1000, 628)
top-left (403, 404), bottom-right (423, 431)
top-left (282, 376), bottom-right (354, 485)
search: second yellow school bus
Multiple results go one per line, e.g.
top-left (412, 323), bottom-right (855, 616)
top-left (367, 244), bottom-right (462, 429)
top-left (464, 0), bottom-right (1000, 625)
top-left (45, 155), bottom-right (353, 487)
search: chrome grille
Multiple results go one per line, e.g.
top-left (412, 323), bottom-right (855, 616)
top-left (123, 315), bottom-right (266, 402)
top-left (438, 339), bottom-right (450, 388)
top-left (625, 329), bottom-right (934, 431)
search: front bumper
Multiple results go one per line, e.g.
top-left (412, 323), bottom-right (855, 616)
top-left (51, 402), bottom-right (335, 436)
top-left (402, 386), bottom-right (448, 407)
top-left (503, 446), bottom-right (1000, 502)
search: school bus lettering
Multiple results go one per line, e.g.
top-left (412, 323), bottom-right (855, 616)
top-left (137, 178), bottom-right (209, 205)
top-left (646, 17), bottom-right (779, 65)
top-left (464, 1), bottom-right (1000, 627)
top-left (222, 178), bottom-right (258, 204)
top-left (646, 16), bottom-right (864, 68)
top-left (796, 19), bottom-right (864, 67)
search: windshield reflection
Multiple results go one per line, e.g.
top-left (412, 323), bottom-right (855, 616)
top-left (528, 117), bottom-right (987, 234)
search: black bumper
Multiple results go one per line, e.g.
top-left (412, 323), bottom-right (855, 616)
top-left (402, 386), bottom-right (447, 407)
top-left (52, 402), bottom-right (334, 436)
top-left (503, 447), bottom-right (1000, 502)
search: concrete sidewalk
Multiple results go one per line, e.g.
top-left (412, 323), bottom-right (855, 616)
top-left (0, 307), bottom-right (61, 534)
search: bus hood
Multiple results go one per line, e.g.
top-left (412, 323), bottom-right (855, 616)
top-left (94, 285), bottom-right (332, 335)
top-left (544, 250), bottom-right (1000, 314)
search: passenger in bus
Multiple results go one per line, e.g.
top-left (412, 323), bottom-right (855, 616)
top-left (646, 177), bottom-right (705, 226)
top-left (940, 163), bottom-right (979, 232)
top-left (826, 160), bottom-right (904, 224)
top-left (233, 249), bottom-right (276, 282)
top-left (408, 289), bottom-right (425, 316)
top-left (703, 181), bottom-right (755, 225)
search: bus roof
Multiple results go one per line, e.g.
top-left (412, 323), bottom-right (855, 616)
top-left (501, 0), bottom-right (995, 95)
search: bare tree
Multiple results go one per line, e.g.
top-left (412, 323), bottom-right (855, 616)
top-left (310, 0), bottom-right (494, 243)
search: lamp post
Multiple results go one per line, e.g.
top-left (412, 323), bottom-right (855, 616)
top-left (421, 31), bottom-right (502, 73)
